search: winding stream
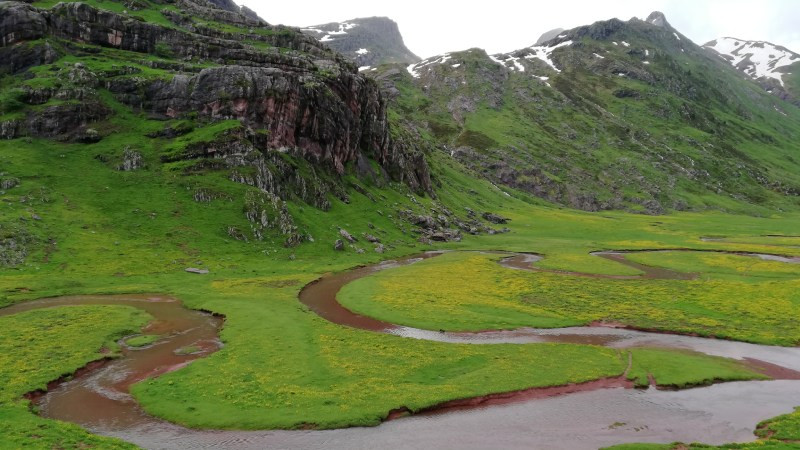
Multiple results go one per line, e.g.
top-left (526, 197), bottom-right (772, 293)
top-left (3, 250), bottom-right (800, 449)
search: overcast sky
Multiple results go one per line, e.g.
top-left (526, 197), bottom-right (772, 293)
top-left (242, 0), bottom-right (800, 58)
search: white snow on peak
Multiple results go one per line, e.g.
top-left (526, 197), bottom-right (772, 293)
top-left (328, 22), bottom-right (357, 35)
top-left (355, 48), bottom-right (370, 55)
top-left (621, 41), bottom-right (630, 47)
top-left (673, 32), bottom-right (681, 41)
top-left (704, 37), bottom-right (799, 87)
top-left (451, 63), bottom-right (461, 68)
top-left (301, 27), bottom-right (324, 34)
top-left (358, 66), bottom-right (371, 71)
top-left (320, 35), bottom-right (333, 42)
top-left (406, 54), bottom-right (453, 78)
top-left (557, 34), bottom-right (568, 38)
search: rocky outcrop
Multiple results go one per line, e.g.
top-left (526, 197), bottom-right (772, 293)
top-left (0, 0), bottom-right (432, 194)
top-left (118, 147), bottom-right (145, 171)
top-left (301, 17), bottom-right (420, 67)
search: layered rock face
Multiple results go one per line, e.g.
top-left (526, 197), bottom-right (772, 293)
top-left (0, 0), bottom-right (431, 193)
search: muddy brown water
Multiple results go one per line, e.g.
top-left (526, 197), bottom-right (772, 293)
top-left (0, 295), bottom-right (223, 430)
top-left (3, 250), bottom-right (800, 449)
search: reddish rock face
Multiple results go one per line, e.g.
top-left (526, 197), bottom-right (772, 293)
top-left (0, 0), bottom-right (432, 194)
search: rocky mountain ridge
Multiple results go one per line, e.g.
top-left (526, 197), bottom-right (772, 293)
top-left (301, 17), bottom-right (420, 69)
top-left (703, 37), bottom-right (800, 104)
top-left (375, 11), bottom-right (800, 213)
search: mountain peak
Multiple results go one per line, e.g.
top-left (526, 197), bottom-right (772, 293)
top-left (645, 11), bottom-right (669, 28)
top-left (535, 28), bottom-right (565, 46)
top-left (301, 17), bottom-right (420, 68)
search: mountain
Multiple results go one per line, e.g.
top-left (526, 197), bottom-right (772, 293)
top-left (703, 37), bottom-right (800, 104)
top-left (535, 28), bottom-right (565, 46)
top-left (0, 0), bottom-right (435, 249)
top-left (301, 17), bottom-right (420, 68)
top-left (378, 11), bottom-right (800, 213)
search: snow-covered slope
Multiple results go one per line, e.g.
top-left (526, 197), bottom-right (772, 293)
top-left (703, 37), bottom-right (799, 87)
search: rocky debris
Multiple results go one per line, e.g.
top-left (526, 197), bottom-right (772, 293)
top-left (339, 228), bottom-right (357, 243)
top-left (374, 243), bottom-right (385, 253)
top-left (243, 190), bottom-right (303, 246)
top-left (482, 212), bottom-right (509, 224)
top-left (0, 177), bottom-right (19, 190)
top-left (333, 239), bottom-right (344, 251)
top-left (193, 188), bottom-right (227, 203)
top-left (409, 214), bottom-right (436, 229)
top-left (0, 224), bottom-right (32, 267)
top-left (185, 267), bottom-right (209, 274)
top-left (117, 147), bottom-right (144, 171)
top-left (226, 226), bottom-right (247, 241)
top-left (426, 229), bottom-right (462, 242)
top-left (0, 120), bottom-right (21, 140)
top-left (363, 233), bottom-right (380, 243)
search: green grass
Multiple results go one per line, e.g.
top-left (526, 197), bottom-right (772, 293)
top-left (758, 407), bottom-right (800, 441)
top-left (0, 306), bottom-right (150, 449)
top-left (2, 3), bottom-right (799, 446)
top-left (338, 251), bottom-right (800, 345)
top-left (1, 120), bottom-right (798, 443)
top-left (126, 334), bottom-right (160, 347)
top-left (626, 348), bottom-right (766, 388)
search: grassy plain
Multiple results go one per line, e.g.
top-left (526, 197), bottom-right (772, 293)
top-left (339, 251), bottom-right (800, 345)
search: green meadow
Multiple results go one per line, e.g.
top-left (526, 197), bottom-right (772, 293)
top-left (1, 109), bottom-right (799, 443)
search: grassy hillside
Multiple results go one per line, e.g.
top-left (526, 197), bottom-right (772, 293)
top-left (377, 16), bottom-right (800, 213)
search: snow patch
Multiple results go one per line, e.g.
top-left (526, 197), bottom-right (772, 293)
top-left (673, 32), bottom-right (681, 41)
top-left (704, 37), bottom-right (799, 86)
top-left (774, 105), bottom-right (787, 116)
top-left (355, 48), bottom-right (369, 55)
top-left (451, 63), bottom-right (461, 68)
top-left (593, 53), bottom-right (605, 59)
top-left (328, 22), bottom-right (357, 35)
top-left (613, 42), bottom-right (619, 46)
top-left (643, 61), bottom-right (650, 65)
top-left (358, 66), bottom-right (371, 71)
top-left (621, 41), bottom-right (630, 47)
top-left (645, 49), bottom-right (650, 56)
top-left (320, 35), bottom-right (333, 42)
top-left (406, 53), bottom-right (453, 78)
top-left (518, 40), bottom-right (573, 73)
